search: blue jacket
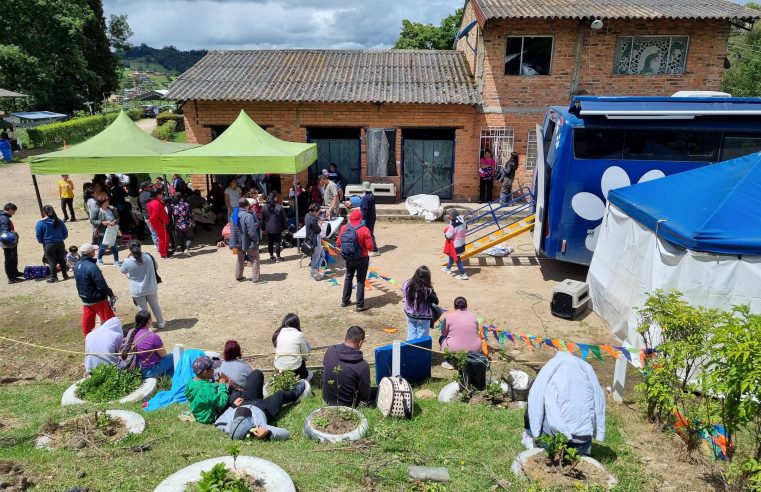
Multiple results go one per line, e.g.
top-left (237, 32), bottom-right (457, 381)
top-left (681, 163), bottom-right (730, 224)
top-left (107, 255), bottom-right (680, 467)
top-left (0, 211), bottom-right (13, 234)
top-left (35, 218), bottom-right (68, 244)
top-left (74, 256), bottom-right (114, 304)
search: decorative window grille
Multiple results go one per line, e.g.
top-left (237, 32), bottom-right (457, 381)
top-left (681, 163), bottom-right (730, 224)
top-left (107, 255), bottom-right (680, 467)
top-left (615, 36), bottom-right (689, 75)
top-left (479, 127), bottom-right (514, 167)
top-left (525, 130), bottom-right (538, 171)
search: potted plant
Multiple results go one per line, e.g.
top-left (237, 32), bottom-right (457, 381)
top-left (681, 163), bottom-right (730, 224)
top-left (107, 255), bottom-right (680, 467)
top-left (263, 370), bottom-right (311, 401)
top-left (303, 365), bottom-right (368, 443)
top-left (62, 364), bottom-right (157, 406)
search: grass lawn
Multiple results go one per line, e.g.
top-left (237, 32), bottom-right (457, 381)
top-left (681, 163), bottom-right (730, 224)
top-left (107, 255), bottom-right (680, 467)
top-left (0, 375), bottom-right (654, 491)
top-left (172, 130), bottom-right (186, 143)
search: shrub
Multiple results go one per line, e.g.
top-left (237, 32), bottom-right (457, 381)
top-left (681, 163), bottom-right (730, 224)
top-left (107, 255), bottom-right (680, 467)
top-left (126, 108), bottom-right (142, 121)
top-left (536, 433), bottom-right (581, 475)
top-left (156, 111), bottom-right (184, 130)
top-left (75, 364), bottom-right (143, 403)
top-left (26, 113), bottom-right (119, 148)
top-left (151, 120), bottom-right (177, 141)
top-left (268, 370), bottom-right (298, 393)
top-left (196, 462), bottom-right (251, 492)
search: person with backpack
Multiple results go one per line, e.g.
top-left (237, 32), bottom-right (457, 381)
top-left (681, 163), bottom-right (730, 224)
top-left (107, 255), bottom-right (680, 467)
top-left (498, 151), bottom-right (519, 204)
top-left (122, 310), bottom-right (173, 378)
top-left (229, 197), bottom-right (265, 284)
top-left (262, 191), bottom-right (288, 262)
top-left (120, 240), bottom-right (166, 330)
top-left (360, 182), bottom-right (380, 256)
top-left (35, 205), bottom-right (69, 283)
top-left (336, 209), bottom-right (375, 312)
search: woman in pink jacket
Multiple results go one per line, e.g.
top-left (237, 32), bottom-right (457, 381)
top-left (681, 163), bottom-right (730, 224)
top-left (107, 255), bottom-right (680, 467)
top-left (441, 209), bottom-right (467, 280)
top-left (439, 296), bottom-right (482, 354)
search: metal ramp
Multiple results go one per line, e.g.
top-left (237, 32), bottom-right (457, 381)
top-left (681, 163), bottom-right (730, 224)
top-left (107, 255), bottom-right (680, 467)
top-left (442, 187), bottom-right (536, 264)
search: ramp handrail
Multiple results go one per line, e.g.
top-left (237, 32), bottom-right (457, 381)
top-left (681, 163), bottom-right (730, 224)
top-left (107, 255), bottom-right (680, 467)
top-left (463, 187), bottom-right (535, 239)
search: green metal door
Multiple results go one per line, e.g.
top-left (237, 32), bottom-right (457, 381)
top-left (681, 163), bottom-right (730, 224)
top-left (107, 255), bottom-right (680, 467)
top-left (309, 139), bottom-right (361, 185)
top-left (402, 139), bottom-right (454, 198)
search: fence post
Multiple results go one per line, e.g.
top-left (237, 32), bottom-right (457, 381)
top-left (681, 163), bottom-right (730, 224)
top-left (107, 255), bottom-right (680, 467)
top-left (392, 340), bottom-right (401, 377)
top-left (173, 344), bottom-right (184, 372)
top-left (612, 357), bottom-right (627, 403)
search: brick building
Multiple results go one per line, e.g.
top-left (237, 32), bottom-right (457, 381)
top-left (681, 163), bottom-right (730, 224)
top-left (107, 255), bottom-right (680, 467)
top-left (168, 0), bottom-right (759, 201)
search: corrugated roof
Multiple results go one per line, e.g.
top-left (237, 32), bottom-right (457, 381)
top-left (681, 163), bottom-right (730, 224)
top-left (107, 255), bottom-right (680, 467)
top-left (0, 88), bottom-right (27, 98)
top-left (167, 50), bottom-right (480, 106)
top-left (475, 0), bottom-right (761, 20)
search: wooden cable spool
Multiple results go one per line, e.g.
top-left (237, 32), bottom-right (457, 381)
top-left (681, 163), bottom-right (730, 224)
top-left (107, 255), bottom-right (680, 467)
top-left (377, 376), bottom-right (413, 419)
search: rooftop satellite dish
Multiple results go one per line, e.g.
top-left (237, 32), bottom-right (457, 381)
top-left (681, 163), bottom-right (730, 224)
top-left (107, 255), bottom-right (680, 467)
top-left (454, 20), bottom-right (479, 53)
top-left (591, 19), bottom-right (604, 30)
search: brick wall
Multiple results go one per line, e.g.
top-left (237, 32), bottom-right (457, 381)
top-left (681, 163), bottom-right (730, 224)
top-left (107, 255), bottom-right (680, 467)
top-left (183, 101), bottom-right (482, 201)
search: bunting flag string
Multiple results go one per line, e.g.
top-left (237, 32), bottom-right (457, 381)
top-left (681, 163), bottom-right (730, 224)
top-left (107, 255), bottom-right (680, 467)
top-left (364, 266), bottom-right (644, 368)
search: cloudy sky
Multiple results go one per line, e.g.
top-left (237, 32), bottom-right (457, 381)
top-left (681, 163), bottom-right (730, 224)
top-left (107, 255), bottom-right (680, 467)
top-left (103, 0), bottom-right (463, 50)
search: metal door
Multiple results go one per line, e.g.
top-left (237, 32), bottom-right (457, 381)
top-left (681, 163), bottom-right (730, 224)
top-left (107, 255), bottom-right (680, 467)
top-left (309, 139), bottom-right (361, 185)
top-left (402, 139), bottom-right (454, 198)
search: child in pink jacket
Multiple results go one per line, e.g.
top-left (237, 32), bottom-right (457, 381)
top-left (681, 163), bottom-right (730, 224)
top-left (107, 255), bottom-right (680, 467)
top-left (442, 209), bottom-right (467, 280)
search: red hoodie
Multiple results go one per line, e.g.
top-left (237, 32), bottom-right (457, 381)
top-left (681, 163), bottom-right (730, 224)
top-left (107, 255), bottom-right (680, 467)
top-left (336, 209), bottom-right (374, 258)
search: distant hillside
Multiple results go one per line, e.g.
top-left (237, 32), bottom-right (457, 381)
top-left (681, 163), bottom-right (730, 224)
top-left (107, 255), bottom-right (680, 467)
top-left (119, 44), bottom-right (207, 74)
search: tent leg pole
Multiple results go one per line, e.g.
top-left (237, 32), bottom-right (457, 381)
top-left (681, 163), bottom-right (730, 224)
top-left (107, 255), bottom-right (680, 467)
top-left (32, 175), bottom-right (43, 216)
top-left (612, 357), bottom-right (627, 404)
top-left (293, 174), bottom-right (300, 248)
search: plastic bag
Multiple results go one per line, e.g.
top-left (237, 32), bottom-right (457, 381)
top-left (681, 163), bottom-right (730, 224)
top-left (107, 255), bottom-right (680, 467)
top-left (102, 226), bottom-right (118, 246)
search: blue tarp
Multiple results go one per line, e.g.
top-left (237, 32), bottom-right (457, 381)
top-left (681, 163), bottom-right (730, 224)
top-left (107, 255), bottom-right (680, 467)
top-left (144, 348), bottom-right (205, 412)
top-left (608, 152), bottom-right (761, 255)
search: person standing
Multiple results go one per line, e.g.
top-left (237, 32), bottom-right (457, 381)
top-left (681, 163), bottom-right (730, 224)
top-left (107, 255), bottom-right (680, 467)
top-left (74, 243), bottom-right (115, 336)
top-left (304, 203), bottom-right (324, 281)
top-left (498, 151), bottom-right (519, 204)
top-left (35, 205), bottom-right (69, 283)
top-left (89, 195), bottom-right (121, 266)
top-left (336, 209), bottom-right (374, 312)
top-left (146, 193), bottom-right (170, 258)
top-left (125, 174), bottom-right (140, 210)
top-left (224, 178), bottom-right (241, 221)
top-left (402, 266), bottom-right (439, 340)
top-left (442, 209), bottom-right (468, 280)
top-left (230, 197), bottom-right (265, 284)
top-left (120, 240), bottom-right (166, 330)
top-left (479, 150), bottom-right (495, 203)
top-left (57, 175), bottom-right (76, 222)
top-left (262, 191), bottom-right (288, 262)
top-left (320, 173), bottom-right (340, 219)
top-left (0, 203), bottom-right (23, 284)
top-left (360, 182), bottom-right (379, 256)
top-left (170, 194), bottom-right (194, 256)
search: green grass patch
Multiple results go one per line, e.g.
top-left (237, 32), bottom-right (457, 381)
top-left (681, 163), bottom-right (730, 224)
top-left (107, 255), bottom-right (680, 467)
top-left (75, 365), bottom-right (143, 403)
top-left (172, 130), bottom-right (187, 143)
top-left (0, 378), bottom-right (654, 491)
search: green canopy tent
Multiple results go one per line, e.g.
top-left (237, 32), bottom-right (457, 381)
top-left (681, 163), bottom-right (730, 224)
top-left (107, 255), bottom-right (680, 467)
top-left (161, 110), bottom-right (318, 224)
top-left (28, 111), bottom-right (196, 213)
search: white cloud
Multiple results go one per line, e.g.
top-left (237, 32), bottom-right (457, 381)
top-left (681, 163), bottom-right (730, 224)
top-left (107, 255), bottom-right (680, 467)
top-left (103, 0), bottom-right (462, 50)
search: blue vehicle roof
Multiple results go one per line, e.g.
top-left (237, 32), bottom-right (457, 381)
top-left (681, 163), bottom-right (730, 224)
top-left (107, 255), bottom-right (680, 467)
top-left (566, 95), bottom-right (761, 118)
top-left (608, 152), bottom-right (761, 256)
top-left (11, 111), bottom-right (67, 120)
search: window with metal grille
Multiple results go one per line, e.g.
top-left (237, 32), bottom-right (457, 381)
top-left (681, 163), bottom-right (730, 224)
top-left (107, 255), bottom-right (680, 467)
top-left (614, 35), bottom-right (689, 75)
top-left (479, 127), bottom-right (515, 170)
top-left (525, 130), bottom-right (537, 171)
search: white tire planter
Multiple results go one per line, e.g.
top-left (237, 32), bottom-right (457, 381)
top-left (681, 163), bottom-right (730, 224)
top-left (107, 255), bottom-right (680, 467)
top-left (61, 377), bottom-right (158, 406)
top-left (263, 379), bottom-right (312, 402)
top-left (35, 409), bottom-right (145, 450)
top-left (437, 379), bottom-right (510, 403)
top-left (303, 406), bottom-right (368, 444)
top-left (154, 456), bottom-right (295, 492)
top-left (511, 448), bottom-right (618, 489)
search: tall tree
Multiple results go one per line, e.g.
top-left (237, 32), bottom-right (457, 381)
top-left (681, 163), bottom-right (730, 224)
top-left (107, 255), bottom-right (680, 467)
top-left (84, 0), bottom-right (119, 105)
top-left (722, 3), bottom-right (761, 96)
top-left (108, 14), bottom-right (134, 52)
top-left (394, 8), bottom-right (464, 50)
top-left (0, 0), bottom-right (121, 113)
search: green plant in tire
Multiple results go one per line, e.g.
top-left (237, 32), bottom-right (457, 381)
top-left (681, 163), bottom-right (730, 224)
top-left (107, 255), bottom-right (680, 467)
top-left (196, 462), bottom-right (250, 492)
top-left (268, 370), bottom-right (298, 393)
top-left (75, 364), bottom-right (142, 402)
top-left (536, 433), bottom-right (580, 475)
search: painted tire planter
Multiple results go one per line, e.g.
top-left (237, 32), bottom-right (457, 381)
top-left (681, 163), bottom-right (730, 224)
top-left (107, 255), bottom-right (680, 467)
top-left (61, 377), bottom-right (158, 406)
top-left (263, 379), bottom-right (312, 402)
top-left (153, 456), bottom-right (296, 492)
top-left (511, 448), bottom-right (618, 489)
top-left (437, 379), bottom-right (510, 403)
top-left (303, 406), bottom-right (368, 443)
top-left (36, 409), bottom-right (146, 450)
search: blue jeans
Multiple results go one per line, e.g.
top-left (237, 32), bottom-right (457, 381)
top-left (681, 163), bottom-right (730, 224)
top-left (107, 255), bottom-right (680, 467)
top-left (446, 256), bottom-right (464, 274)
top-left (146, 221), bottom-right (159, 247)
top-left (98, 237), bottom-right (119, 263)
top-left (407, 316), bottom-right (430, 340)
top-left (141, 354), bottom-right (174, 378)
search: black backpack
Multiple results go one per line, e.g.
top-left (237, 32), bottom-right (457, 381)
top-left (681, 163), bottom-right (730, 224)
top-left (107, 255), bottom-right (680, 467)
top-left (339, 224), bottom-right (362, 261)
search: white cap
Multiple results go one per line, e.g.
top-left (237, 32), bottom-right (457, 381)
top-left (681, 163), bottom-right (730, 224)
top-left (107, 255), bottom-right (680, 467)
top-left (79, 243), bottom-right (99, 255)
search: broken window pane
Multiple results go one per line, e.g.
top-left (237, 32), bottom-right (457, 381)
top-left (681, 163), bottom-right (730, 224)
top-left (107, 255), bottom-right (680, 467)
top-left (505, 36), bottom-right (553, 76)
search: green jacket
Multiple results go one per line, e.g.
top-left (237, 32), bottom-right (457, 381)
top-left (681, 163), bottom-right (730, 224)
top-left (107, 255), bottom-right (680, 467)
top-left (185, 378), bottom-right (229, 424)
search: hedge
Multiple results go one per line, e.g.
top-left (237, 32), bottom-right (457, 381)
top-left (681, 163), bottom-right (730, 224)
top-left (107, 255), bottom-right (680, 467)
top-left (152, 120), bottom-right (177, 141)
top-left (156, 112), bottom-right (184, 131)
top-left (26, 109), bottom-right (142, 149)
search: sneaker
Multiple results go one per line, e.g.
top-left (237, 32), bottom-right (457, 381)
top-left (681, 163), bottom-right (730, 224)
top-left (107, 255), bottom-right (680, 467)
top-left (252, 279), bottom-right (267, 285)
top-left (441, 267), bottom-right (451, 273)
top-left (70, 218), bottom-right (77, 222)
top-left (114, 261), bottom-right (122, 267)
top-left (441, 361), bottom-right (454, 370)
top-left (46, 277), bottom-right (58, 283)
top-left (521, 431), bottom-right (535, 450)
top-left (370, 251), bottom-right (381, 257)
top-left (96, 259), bottom-right (104, 265)
top-left (293, 380), bottom-right (307, 399)
top-left (355, 305), bottom-right (368, 312)
top-left (454, 274), bottom-right (469, 280)
top-left (312, 272), bottom-right (324, 281)
top-left (184, 249), bottom-right (191, 257)
top-left (236, 277), bottom-right (246, 282)
top-left (158, 321), bottom-right (167, 330)
top-left (276, 257), bottom-right (283, 262)
top-left (340, 301), bottom-right (351, 308)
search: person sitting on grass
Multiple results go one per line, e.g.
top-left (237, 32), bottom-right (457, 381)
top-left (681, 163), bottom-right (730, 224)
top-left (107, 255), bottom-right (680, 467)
top-left (214, 340), bottom-right (253, 388)
top-left (439, 296), bottom-right (483, 370)
top-left (129, 310), bottom-right (173, 378)
top-left (186, 355), bottom-right (236, 424)
top-left (524, 351), bottom-right (606, 456)
top-left (322, 326), bottom-right (377, 407)
top-left (273, 313), bottom-right (311, 380)
top-left (84, 316), bottom-right (123, 374)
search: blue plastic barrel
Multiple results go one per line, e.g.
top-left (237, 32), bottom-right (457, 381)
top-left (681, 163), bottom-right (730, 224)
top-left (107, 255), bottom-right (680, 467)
top-left (0, 140), bottom-right (11, 161)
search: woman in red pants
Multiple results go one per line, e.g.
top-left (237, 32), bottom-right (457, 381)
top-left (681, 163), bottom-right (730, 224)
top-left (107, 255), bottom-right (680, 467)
top-left (146, 193), bottom-right (170, 258)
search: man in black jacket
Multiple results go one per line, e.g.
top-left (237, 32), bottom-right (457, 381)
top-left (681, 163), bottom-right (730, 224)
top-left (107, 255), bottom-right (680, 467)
top-left (322, 326), bottom-right (377, 407)
top-left (360, 182), bottom-right (379, 256)
top-left (0, 203), bottom-right (23, 284)
top-left (74, 243), bottom-right (115, 336)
